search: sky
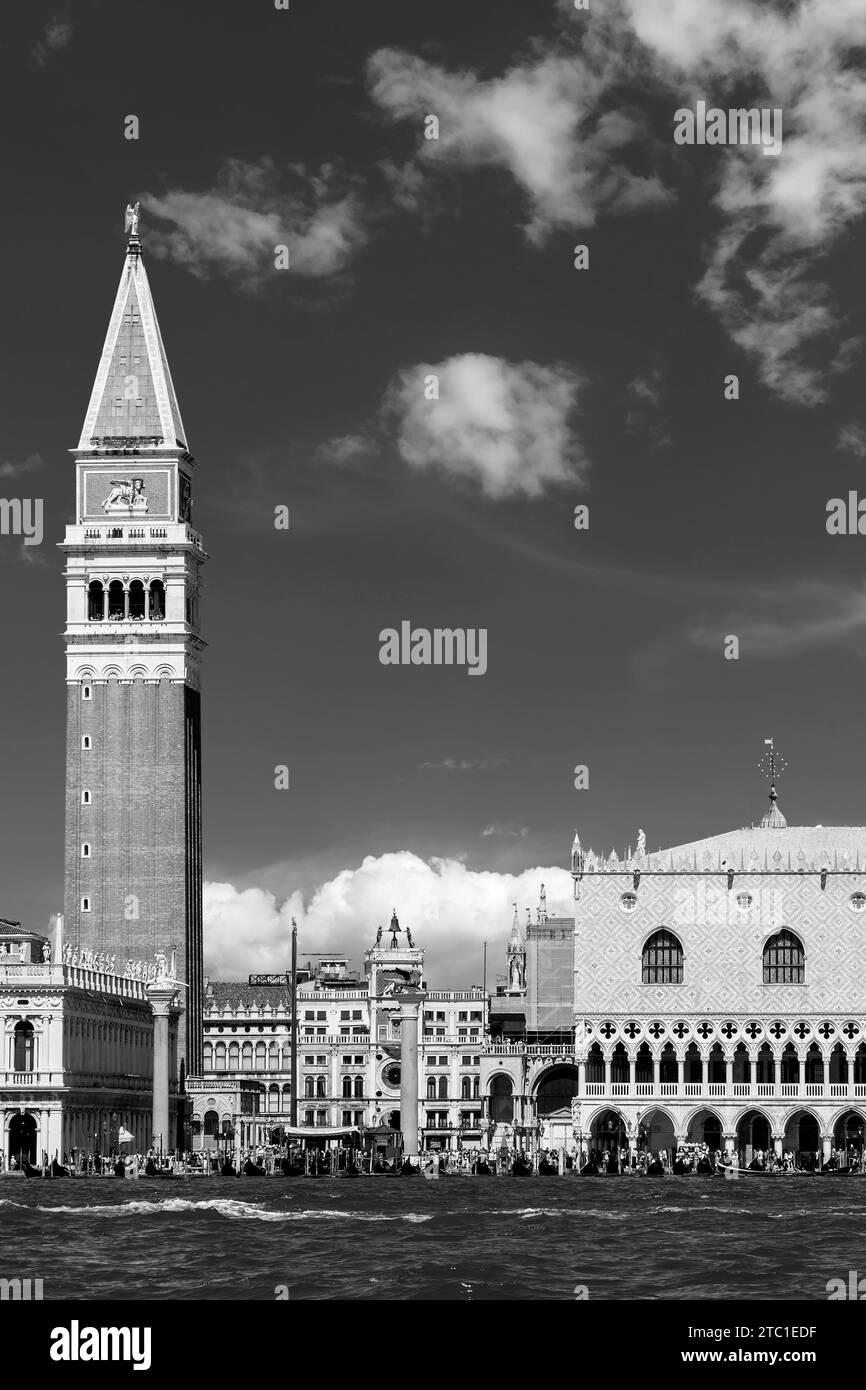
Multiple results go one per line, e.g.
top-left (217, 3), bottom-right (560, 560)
top-left (1, 0), bottom-right (865, 986)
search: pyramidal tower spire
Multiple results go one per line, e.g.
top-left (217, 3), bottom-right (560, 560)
top-left (59, 205), bottom-right (207, 1102)
top-left (78, 202), bottom-right (187, 453)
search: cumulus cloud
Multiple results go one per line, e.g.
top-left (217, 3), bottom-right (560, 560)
top-left (366, 43), bottom-right (671, 243)
top-left (383, 353), bottom-right (587, 499)
top-left (203, 853), bottom-right (573, 986)
top-left (622, 0), bottom-right (866, 405)
top-left (143, 159), bottom-right (369, 288)
top-left (369, 2), bottom-right (866, 405)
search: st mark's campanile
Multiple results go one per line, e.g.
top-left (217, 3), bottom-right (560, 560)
top-left (60, 208), bottom-right (206, 1083)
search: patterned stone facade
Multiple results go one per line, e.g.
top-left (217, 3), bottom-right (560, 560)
top-left (568, 816), bottom-right (866, 1161)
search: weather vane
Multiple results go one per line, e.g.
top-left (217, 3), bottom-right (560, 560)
top-left (758, 737), bottom-right (787, 787)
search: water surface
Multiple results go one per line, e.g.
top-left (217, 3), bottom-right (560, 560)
top-left (3, 1173), bottom-right (862, 1300)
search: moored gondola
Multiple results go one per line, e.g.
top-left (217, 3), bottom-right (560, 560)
top-left (220, 1160), bottom-right (237, 1177)
top-left (243, 1159), bottom-right (267, 1177)
top-left (23, 1161), bottom-right (45, 1179)
top-left (537, 1159), bottom-right (558, 1176)
top-left (511, 1157), bottom-right (532, 1176)
top-left (279, 1158), bottom-right (303, 1177)
top-left (51, 1159), bottom-right (70, 1178)
top-left (114, 1159), bottom-right (126, 1178)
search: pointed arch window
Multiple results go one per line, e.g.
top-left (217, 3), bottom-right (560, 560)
top-left (763, 930), bottom-right (805, 984)
top-left (641, 930), bottom-right (683, 984)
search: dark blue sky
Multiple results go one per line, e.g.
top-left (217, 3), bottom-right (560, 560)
top-left (1, 0), bottom-right (864, 982)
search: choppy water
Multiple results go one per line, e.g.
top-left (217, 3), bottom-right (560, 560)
top-left (3, 1174), bottom-right (864, 1300)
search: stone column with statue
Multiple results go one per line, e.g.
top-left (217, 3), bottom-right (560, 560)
top-left (147, 951), bottom-right (180, 1155)
top-left (396, 978), bottom-right (426, 1166)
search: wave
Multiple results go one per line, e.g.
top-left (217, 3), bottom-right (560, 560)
top-left (36, 1198), bottom-right (433, 1222)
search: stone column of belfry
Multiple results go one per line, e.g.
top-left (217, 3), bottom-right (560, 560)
top-left (148, 984), bottom-right (176, 1153)
top-left (398, 989), bottom-right (426, 1161)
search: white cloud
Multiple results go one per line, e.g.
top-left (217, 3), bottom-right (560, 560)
top-left (370, 2), bottom-right (866, 405)
top-left (625, 367), bottom-right (670, 449)
top-left (383, 353), bottom-right (587, 499)
top-left (367, 44), bottom-right (671, 242)
top-left (687, 578), bottom-right (866, 659)
top-left (837, 423), bottom-right (866, 458)
top-left (0, 453), bottom-right (43, 478)
top-left (622, 0), bottom-right (866, 404)
top-left (314, 433), bottom-right (380, 466)
top-left (627, 368), bottom-right (664, 407)
top-left (32, 15), bottom-right (73, 66)
top-left (143, 159), bottom-right (368, 288)
top-left (204, 854), bottom-right (573, 986)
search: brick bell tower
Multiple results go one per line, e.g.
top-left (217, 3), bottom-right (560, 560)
top-left (59, 204), bottom-right (206, 1083)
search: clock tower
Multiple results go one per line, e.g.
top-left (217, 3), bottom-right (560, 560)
top-left (59, 209), bottom-right (206, 1083)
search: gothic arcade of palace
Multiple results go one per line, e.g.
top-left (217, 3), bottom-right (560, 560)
top-left (3, 223), bottom-right (866, 1167)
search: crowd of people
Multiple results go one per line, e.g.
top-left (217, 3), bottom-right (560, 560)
top-left (6, 1140), bottom-right (865, 1177)
top-left (579, 1141), bottom-right (865, 1175)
